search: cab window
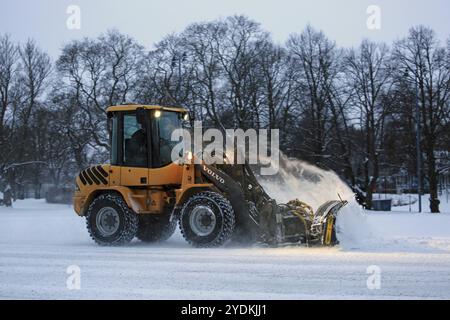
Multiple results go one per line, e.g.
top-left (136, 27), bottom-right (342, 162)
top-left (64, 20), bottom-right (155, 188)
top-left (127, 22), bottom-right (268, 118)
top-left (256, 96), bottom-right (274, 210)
top-left (123, 113), bottom-right (147, 167)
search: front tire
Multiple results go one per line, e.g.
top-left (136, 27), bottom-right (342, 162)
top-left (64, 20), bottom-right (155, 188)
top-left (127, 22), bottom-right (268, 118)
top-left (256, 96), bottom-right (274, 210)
top-left (86, 193), bottom-right (138, 246)
top-left (179, 191), bottom-right (235, 247)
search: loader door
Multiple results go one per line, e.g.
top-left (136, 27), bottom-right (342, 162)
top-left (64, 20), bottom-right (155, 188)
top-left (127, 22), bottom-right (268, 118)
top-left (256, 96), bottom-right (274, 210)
top-left (147, 110), bottom-right (184, 186)
top-left (149, 110), bottom-right (183, 168)
top-left (111, 110), bottom-right (150, 186)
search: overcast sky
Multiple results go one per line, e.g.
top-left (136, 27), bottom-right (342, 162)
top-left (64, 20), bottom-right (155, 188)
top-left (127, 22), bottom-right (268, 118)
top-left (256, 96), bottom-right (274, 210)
top-left (1, 0), bottom-right (449, 58)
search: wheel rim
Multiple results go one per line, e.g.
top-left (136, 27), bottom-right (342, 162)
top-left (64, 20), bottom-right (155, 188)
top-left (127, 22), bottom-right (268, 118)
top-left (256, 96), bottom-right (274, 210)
top-left (96, 207), bottom-right (120, 236)
top-left (189, 205), bottom-right (217, 236)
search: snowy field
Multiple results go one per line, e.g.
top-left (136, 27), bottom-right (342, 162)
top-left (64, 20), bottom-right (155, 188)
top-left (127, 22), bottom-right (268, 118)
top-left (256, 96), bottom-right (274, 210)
top-left (1, 198), bottom-right (450, 300)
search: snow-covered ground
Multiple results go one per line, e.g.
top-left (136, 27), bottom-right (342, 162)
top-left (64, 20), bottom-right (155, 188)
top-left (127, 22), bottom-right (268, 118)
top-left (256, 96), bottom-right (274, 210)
top-left (1, 198), bottom-right (450, 300)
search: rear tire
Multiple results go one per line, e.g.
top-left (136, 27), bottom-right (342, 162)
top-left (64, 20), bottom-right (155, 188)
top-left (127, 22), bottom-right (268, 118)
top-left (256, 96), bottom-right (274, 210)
top-left (179, 191), bottom-right (235, 248)
top-left (86, 193), bottom-right (138, 246)
top-left (137, 214), bottom-right (177, 243)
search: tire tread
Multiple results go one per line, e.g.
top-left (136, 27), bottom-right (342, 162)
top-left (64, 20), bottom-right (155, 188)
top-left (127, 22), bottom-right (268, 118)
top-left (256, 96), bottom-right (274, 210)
top-left (86, 193), bottom-right (138, 246)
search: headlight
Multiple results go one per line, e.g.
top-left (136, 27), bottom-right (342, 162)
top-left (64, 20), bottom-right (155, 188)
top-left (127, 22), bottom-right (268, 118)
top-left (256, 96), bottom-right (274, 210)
top-left (185, 151), bottom-right (193, 163)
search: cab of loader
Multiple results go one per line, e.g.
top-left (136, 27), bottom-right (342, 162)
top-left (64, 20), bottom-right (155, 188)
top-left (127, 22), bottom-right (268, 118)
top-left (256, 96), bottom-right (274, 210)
top-left (109, 105), bottom-right (186, 170)
top-left (73, 104), bottom-right (345, 248)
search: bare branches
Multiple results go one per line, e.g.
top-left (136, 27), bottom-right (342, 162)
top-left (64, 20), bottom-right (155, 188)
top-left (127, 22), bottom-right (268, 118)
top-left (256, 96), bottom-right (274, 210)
top-left (56, 30), bottom-right (144, 151)
top-left (0, 19), bottom-right (449, 211)
top-left (0, 34), bottom-right (19, 144)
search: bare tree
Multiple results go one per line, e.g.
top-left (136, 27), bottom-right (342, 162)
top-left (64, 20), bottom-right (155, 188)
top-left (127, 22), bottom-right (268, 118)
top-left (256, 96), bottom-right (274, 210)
top-left (256, 41), bottom-right (293, 130)
top-left (344, 40), bottom-right (393, 208)
top-left (17, 39), bottom-right (52, 133)
top-left (325, 68), bottom-right (358, 185)
top-left (287, 26), bottom-right (339, 165)
top-left (0, 34), bottom-right (19, 153)
top-left (214, 16), bottom-right (269, 129)
top-left (136, 33), bottom-right (194, 109)
top-left (182, 21), bottom-right (229, 128)
top-left (57, 30), bottom-right (144, 153)
top-left (393, 26), bottom-right (450, 212)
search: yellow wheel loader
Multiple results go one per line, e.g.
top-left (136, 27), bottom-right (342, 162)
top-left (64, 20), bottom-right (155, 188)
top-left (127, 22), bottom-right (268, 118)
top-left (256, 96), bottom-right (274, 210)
top-left (73, 105), bottom-right (346, 247)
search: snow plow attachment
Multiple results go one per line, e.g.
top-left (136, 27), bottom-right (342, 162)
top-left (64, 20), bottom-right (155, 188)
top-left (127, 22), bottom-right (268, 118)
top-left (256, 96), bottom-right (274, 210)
top-left (205, 163), bottom-right (348, 247)
top-left (271, 199), bottom-right (347, 246)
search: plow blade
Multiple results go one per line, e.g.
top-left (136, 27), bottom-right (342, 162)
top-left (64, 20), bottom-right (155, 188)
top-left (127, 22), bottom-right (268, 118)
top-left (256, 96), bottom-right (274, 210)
top-left (275, 199), bottom-right (347, 246)
top-left (311, 200), bottom-right (348, 246)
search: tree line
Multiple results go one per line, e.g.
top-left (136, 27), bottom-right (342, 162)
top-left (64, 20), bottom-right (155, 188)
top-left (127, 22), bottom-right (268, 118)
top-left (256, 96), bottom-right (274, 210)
top-left (0, 16), bottom-right (449, 211)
